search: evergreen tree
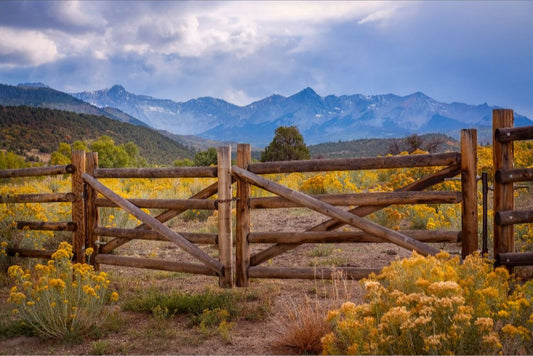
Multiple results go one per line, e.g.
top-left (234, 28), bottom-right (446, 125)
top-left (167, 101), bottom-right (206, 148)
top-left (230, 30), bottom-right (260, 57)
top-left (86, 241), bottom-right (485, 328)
top-left (261, 126), bottom-right (310, 162)
top-left (193, 147), bottom-right (218, 166)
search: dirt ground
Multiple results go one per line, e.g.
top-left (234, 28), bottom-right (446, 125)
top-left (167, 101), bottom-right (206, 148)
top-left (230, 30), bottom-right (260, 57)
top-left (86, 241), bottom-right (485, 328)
top-left (0, 208), bottom-right (457, 355)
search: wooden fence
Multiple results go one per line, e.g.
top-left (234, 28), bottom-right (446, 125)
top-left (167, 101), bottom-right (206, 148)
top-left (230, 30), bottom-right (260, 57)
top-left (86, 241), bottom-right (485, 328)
top-left (2, 129), bottom-right (480, 287)
top-left (493, 109), bottom-right (533, 268)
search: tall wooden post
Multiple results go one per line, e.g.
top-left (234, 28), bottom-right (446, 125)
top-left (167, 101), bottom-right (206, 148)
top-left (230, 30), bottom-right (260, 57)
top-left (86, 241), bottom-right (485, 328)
top-left (236, 144), bottom-right (251, 287)
top-left (85, 152), bottom-right (99, 268)
top-left (217, 146), bottom-right (233, 287)
top-left (493, 109), bottom-right (514, 260)
top-left (71, 150), bottom-right (86, 263)
top-left (461, 129), bottom-right (478, 258)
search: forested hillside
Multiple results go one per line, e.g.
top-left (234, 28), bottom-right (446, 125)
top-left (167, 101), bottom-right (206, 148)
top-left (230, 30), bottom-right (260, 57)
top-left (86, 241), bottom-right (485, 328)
top-left (0, 106), bottom-right (194, 165)
top-left (308, 134), bottom-right (458, 159)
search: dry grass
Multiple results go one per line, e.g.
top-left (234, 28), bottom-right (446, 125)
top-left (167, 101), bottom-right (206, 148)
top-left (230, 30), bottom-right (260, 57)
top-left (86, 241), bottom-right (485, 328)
top-left (273, 270), bottom-right (352, 354)
top-left (273, 297), bottom-right (330, 354)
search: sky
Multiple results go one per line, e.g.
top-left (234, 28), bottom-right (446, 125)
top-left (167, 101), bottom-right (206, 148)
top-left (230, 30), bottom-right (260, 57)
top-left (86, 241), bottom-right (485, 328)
top-left (1, 1), bottom-right (532, 118)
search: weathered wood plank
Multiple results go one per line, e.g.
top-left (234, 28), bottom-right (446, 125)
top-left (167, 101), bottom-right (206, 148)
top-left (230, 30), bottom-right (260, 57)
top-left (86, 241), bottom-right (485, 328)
top-left (7, 248), bottom-right (54, 259)
top-left (236, 144), bottom-right (251, 287)
top-left (85, 152), bottom-right (99, 268)
top-left (248, 266), bottom-right (380, 280)
top-left (93, 166), bottom-right (217, 178)
top-left (248, 230), bottom-right (461, 244)
top-left (0, 165), bottom-right (74, 178)
top-left (71, 151), bottom-right (86, 263)
top-left (94, 254), bottom-right (217, 276)
top-left (217, 146), bottom-right (233, 287)
top-left (16, 221), bottom-right (76, 231)
top-left (250, 191), bottom-right (461, 209)
top-left (95, 197), bottom-right (216, 210)
top-left (497, 251), bottom-right (533, 267)
top-left (495, 125), bottom-right (533, 143)
top-left (0, 193), bottom-right (76, 204)
top-left (461, 129), bottom-right (478, 258)
top-left (495, 209), bottom-right (533, 226)
top-left (247, 152), bottom-right (460, 174)
top-left (94, 227), bottom-right (217, 244)
top-left (496, 168), bottom-right (533, 184)
top-left (493, 109), bottom-right (515, 258)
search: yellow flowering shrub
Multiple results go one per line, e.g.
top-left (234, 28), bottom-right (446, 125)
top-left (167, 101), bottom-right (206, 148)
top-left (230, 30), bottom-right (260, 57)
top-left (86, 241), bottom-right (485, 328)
top-left (7, 242), bottom-right (119, 339)
top-left (322, 252), bottom-right (533, 355)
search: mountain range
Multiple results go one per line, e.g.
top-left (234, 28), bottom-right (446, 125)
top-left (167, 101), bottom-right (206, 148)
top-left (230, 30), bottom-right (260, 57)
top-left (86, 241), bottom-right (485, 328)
top-left (73, 85), bottom-right (532, 146)
top-left (1, 82), bottom-right (531, 148)
top-left (0, 83), bottom-right (147, 127)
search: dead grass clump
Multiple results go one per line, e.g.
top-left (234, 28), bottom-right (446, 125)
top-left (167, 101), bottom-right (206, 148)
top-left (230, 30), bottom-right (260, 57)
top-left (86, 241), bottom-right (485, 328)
top-left (273, 297), bottom-right (330, 354)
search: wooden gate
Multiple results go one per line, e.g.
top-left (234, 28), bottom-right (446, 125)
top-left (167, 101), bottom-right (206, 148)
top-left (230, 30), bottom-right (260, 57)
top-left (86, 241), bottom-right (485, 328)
top-left (232, 129), bottom-right (478, 286)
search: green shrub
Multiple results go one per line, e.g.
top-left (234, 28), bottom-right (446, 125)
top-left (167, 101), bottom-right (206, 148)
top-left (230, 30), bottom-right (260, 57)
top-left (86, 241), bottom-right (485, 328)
top-left (123, 288), bottom-right (238, 318)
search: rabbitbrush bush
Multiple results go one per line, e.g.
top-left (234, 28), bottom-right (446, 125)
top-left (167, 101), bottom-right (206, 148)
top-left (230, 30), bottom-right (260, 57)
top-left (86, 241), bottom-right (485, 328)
top-left (322, 251), bottom-right (533, 355)
top-left (7, 242), bottom-right (119, 339)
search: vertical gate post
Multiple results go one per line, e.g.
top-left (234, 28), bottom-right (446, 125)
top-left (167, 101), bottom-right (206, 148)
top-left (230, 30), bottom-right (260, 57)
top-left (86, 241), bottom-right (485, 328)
top-left (71, 150), bottom-right (86, 263)
top-left (217, 146), bottom-right (233, 287)
top-left (493, 109), bottom-right (514, 260)
top-left (236, 144), bottom-right (251, 287)
top-left (461, 129), bottom-right (478, 258)
top-left (85, 152), bottom-right (99, 269)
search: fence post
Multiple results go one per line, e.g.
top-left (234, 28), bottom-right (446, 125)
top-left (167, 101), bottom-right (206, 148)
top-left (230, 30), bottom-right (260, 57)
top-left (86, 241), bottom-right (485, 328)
top-left (85, 152), bottom-right (99, 269)
top-left (460, 129), bottom-right (478, 258)
top-left (71, 150), bottom-right (86, 263)
top-left (236, 144), bottom-right (251, 287)
top-left (217, 146), bottom-right (233, 287)
top-left (493, 109), bottom-right (514, 261)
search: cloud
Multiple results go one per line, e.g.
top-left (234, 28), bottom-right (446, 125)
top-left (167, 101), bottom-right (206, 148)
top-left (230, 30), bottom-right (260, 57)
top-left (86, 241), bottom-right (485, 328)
top-left (0, 27), bottom-right (59, 67)
top-left (0, 1), bottom-right (408, 65)
top-left (1, 1), bottom-right (532, 119)
top-left (0, 1), bottom-right (106, 33)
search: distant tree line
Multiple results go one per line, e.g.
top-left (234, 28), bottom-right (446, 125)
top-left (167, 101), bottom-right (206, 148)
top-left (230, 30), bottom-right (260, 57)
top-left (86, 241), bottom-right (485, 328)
top-left (51, 135), bottom-right (148, 168)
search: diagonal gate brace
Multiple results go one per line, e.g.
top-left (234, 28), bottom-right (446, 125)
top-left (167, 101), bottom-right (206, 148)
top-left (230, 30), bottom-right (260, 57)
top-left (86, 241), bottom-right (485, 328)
top-left (100, 181), bottom-right (220, 254)
top-left (82, 173), bottom-right (223, 275)
top-left (231, 166), bottom-right (439, 256)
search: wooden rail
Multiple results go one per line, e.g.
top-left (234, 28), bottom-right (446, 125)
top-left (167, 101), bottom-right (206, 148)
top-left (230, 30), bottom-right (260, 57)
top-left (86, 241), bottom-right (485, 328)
top-left (16, 221), bottom-right (76, 231)
top-left (0, 164), bottom-right (74, 178)
top-left (0, 193), bottom-right (76, 204)
top-left (95, 227), bottom-right (217, 244)
top-left (248, 266), bottom-right (380, 280)
top-left (93, 166), bottom-right (217, 178)
top-left (495, 209), bottom-right (533, 226)
top-left (247, 152), bottom-right (460, 174)
top-left (248, 230), bottom-right (460, 244)
top-left (95, 197), bottom-right (216, 210)
top-left (495, 126), bottom-right (533, 143)
top-left (94, 254), bottom-right (217, 276)
top-left (249, 191), bottom-right (461, 209)
top-left (495, 168), bottom-right (533, 184)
